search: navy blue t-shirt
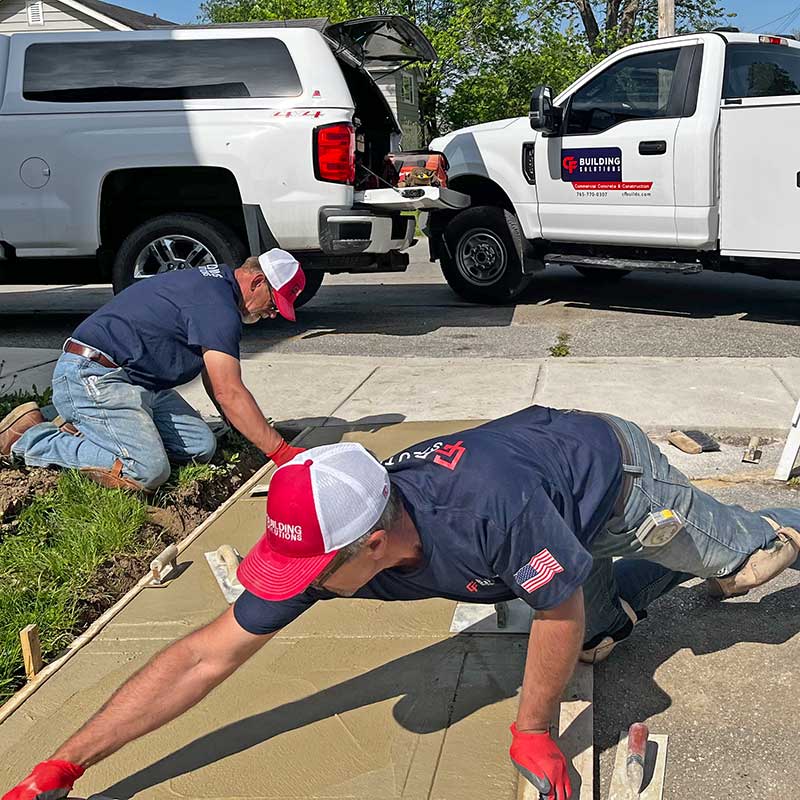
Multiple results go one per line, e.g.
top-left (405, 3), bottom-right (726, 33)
top-left (72, 265), bottom-right (243, 391)
top-left (234, 406), bottom-right (623, 635)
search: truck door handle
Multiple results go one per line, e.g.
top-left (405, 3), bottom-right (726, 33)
top-left (639, 140), bottom-right (667, 155)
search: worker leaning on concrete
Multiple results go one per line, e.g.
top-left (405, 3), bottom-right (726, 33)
top-left (5, 406), bottom-right (800, 800)
top-left (0, 250), bottom-right (307, 489)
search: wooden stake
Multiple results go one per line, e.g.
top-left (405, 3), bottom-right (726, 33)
top-left (20, 624), bottom-right (43, 681)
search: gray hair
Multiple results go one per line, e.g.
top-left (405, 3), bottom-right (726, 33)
top-left (314, 482), bottom-right (402, 584)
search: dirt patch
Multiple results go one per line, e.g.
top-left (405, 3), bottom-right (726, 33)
top-left (154, 445), bottom-right (266, 537)
top-left (0, 466), bottom-right (59, 528)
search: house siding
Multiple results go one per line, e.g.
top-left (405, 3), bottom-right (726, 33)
top-left (0, 0), bottom-right (114, 33)
top-left (374, 70), bottom-right (423, 150)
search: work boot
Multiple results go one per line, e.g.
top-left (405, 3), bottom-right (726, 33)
top-left (706, 519), bottom-right (800, 599)
top-left (580, 599), bottom-right (641, 664)
top-left (0, 402), bottom-right (45, 456)
top-left (80, 458), bottom-right (147, 493)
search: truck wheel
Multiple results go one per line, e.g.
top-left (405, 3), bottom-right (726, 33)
top-left (112, 213), bottom-right (247, 294)
top-left (295, 270), bottom-right (324, 308)
top-left (440, 206), bottom-right (533, 304)
top-left (574, 266), bottom-right (630, 282)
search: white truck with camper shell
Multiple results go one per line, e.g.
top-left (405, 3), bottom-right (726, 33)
top-left (425, 29), bottom-right (800, 303)
top-left (0, 17), bottom-right (467, 302)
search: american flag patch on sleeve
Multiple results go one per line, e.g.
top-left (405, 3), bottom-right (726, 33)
top-left (513, 549), bottom-right (564, 594)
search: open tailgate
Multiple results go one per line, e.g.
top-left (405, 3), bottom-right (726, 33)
top-left (355, 186), bottom-right (470, 211)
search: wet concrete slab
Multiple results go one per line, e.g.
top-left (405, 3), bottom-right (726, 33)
top-left (1, 420), bottom-right (554, 800)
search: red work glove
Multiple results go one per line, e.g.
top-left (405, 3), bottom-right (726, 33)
top-left (510, 724), bottom-right (571, 800)
top-left (3, 760), bottom-right (85, 800)
top-left (267, 441), bottom-right (306, 467)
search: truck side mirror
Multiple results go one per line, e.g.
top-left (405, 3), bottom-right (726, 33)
top-left (529, 85), bottom-right (562, 135)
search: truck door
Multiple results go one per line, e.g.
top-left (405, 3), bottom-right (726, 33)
top-left (535, 43), bottom-right (701, 247)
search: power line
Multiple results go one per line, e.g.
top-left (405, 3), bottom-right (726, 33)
top-left (752, 4), bottom-right (800, 33)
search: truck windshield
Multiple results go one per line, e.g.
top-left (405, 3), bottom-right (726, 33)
top-left (723, 43), bottom-right (800, 99)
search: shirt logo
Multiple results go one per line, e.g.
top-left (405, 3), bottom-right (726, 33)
top-left (432, 440), bottom-right (466, 471)
top-left (383, 439), bottom-right (466, 470)
top-left (199, 265), bottom-right (224, 279)
top-left (466, 577), bottom-right (498, 593)
top-left (267, 516), bottom-right (303, 541)
top-left (514, 549), bottom-right (564, 594)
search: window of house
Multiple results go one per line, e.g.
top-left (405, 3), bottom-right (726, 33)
top-left (565, 48), bottom-right (681, 135)
top-left (401, 73), bottom-right (415, 105)
top-left (723, 43), bottom-right (800, 98)
top-left (23, 38), bottom-right (302, 103)
top-left (26, 1), bottom-right (44, 26)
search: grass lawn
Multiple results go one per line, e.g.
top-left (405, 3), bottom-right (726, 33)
top-left (0, 391), bottom-right (264, 704)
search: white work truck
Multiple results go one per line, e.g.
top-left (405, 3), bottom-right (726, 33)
top-left (426, 30), bottom-right (800, 303)
top-left (0, 17), bottom-right (465, 301)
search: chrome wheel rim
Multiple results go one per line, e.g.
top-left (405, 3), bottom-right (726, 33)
top-left (455, 229), bottom-right (507, 286)
top-left (133, 235), bottom-right (217, 279)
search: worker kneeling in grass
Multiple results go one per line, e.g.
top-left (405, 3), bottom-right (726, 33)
top-left (0, 250), bottom-right (307, 489)
top-left (6, 406), bottom-right (800, 800)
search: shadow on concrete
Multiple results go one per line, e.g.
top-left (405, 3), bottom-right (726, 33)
top-left (529, 267), bottom-right (800, 326)
top-left (98, 580), bottom-right (800, 799)
top-left (101, 634), bottom-right (527, 799)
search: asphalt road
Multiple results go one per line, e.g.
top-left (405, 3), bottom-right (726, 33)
top-left (2, 241), bottom-right (799, 358)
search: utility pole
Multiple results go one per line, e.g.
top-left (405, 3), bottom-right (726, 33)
top-left (658, 0), bottom-right (675, 37)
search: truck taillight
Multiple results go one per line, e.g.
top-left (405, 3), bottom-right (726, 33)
top-left (759, 35), bottom-right (788, 45)
top-left (314, 123), bottom-right (355, 185)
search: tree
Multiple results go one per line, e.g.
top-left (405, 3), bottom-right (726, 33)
top-left (559, 0), bottom-right (733, 55)
top-left (200, 0), bottom-right (732, 138)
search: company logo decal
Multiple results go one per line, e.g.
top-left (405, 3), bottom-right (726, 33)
top-left (560, 147), bottom-right (653, 192)
top-left (267, 516), bottom-right (303, 541)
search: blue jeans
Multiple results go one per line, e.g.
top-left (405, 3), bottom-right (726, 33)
top-left (584, 414), bottom-right (800, 642)
top-left (12, 350), bottom-right (216, 490)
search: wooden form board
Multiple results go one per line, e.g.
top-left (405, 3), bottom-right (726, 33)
top-left (518, 663), bottom-right (594, 800)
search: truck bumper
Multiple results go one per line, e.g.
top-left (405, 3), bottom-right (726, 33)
top-left (319, 207), bottom-right (415, 256)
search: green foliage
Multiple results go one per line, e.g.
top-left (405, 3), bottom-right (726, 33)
top-left (199, 0), bottom-right (731, 136)
top-left (0, 471), bottom-right (147, 701)
top-left (548, 332), bottom-right (572, 358)
top-left (0, 386), bottom-right (52, 421)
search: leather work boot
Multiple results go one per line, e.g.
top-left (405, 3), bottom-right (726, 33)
top-left (80, 459), bottom-right (147, 493)
top-left (580, 599), bottom-right (641, 664)
top-left (0, 402), bottom-right (45, 456)
top-left (706, 519), bottom-right (800, 599)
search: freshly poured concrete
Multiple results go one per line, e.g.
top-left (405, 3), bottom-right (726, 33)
top-left (1, 420), bottom-right (585, 800)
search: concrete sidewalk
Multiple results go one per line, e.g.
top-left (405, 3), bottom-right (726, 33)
top-left (4, 347), bottom-right (799, 436)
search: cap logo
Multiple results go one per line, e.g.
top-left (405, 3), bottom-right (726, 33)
top-left (267, 515), bottom-right (303, 541)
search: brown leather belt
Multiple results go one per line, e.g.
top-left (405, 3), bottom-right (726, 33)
top-left (64, 339), bottom-right (118, 369)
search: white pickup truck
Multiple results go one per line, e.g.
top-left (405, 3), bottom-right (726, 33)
top-left (0, 17), bottom-right (466, 301)
top-left (426, 29), bottom-right (800, 303)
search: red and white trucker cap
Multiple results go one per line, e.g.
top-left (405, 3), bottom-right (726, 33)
top-left (237, 443), bottom-right (391, 600)
top-left (258, 248), bottom-right (306, 322)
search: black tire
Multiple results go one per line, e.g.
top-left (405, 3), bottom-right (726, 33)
top-left (295, 270), bottom-right (324, 308)
top-left (574, 266), bottom-right (631, 282)
top-left (440, 206), bottom-right (534, 304)
top-left (112, 213), bottom-right (248, 294)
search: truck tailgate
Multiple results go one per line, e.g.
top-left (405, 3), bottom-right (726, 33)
top-left (720, 97), bottom-right (800, 260)
top-left (355, 186), bottom-right (470, 211)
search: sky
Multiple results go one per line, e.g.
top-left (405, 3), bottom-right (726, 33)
top-left (126, 0), bottom-right (800, 32)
